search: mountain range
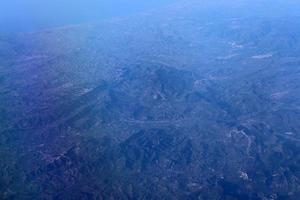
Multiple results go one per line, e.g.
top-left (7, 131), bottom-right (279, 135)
top-left (0, 0), bottom-right (300, 199)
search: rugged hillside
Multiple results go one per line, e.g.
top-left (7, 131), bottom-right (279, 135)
top-left (0, 0), bottom-right (300, 199)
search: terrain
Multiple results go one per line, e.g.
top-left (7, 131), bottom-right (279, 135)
top-left (0, 0), bottom-right (300, 199)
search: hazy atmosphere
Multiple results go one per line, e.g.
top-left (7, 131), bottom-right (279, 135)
top-left (0, 0), bottom-right (300, 199)
top-left (0, 0), bottom-right (176, 32)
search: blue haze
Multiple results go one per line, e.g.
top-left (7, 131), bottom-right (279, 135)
top-left (0, 0), bottom-right (176, 33)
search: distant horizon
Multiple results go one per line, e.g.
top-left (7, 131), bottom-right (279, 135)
top-left (0, 0), bottom-right (177, 33)
top-left (2, 0), bottom-right (300, 34)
